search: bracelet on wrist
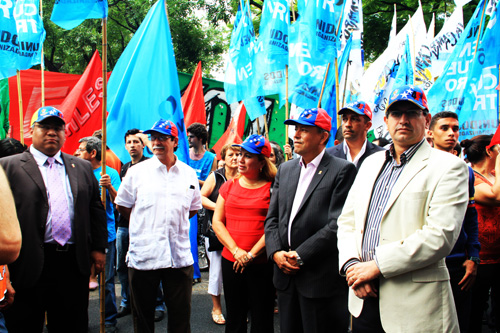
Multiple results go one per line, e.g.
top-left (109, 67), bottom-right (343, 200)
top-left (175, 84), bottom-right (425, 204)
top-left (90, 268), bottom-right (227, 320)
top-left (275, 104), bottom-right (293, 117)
top-left (232, 247), bottom-right (239, 257)
top-left (248, 252), bottom-right (255, 260)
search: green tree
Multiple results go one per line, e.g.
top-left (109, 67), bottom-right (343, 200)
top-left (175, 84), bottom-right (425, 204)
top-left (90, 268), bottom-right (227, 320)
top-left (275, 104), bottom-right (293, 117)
top-left (41, 0), bottom-right (230, 77)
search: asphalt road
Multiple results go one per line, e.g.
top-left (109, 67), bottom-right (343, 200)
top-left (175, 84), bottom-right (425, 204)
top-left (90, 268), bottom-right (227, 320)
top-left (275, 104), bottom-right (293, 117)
top-left (87, 270), bottom-right (280, 333)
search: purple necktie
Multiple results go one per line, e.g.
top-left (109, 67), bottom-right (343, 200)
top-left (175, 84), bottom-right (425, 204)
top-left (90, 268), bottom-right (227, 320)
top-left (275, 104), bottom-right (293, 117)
top-left (46, 157), bottom-right (72, 245)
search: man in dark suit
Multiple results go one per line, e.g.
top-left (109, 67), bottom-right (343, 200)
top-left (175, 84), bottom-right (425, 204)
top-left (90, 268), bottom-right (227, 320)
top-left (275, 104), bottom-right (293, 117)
top-left (0, 106), bottom-right (107, 333)
top-left (326, 101), bottom-right (383, 168)
top-left (265, 108), bottom-right (357, 332)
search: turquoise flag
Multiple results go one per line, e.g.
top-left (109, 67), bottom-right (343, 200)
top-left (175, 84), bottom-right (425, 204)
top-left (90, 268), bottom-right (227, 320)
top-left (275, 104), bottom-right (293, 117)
top-left (50, 0), bottom-right (108, 30)
top-left (458, 0), bottom-right (500, 139)
top-left (0, 0), bottom-right (46, 79)
top-left (427, 0), bottom-right (486, 116)
top-left (224, 1), bottom-right (264, 104)
top-left (244, 96), bottom-right (267, 121)
top-left (394, 35), bottom-right (414, 87)
top-left (107, 0), bottom-right (189, 164)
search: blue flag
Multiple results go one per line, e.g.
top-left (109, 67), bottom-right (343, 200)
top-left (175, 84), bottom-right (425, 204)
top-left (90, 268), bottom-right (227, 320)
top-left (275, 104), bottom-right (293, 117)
top-left (107, 0), bottom-right (189, 164)
top-left (288, 23), bottom-right (329, 109)
top-left (51, 0), bottom-right (108, 30)
top-left (394, 35), bottom-right (414, 87)
top-left (457, 0), bottom-right (500, 139)
top-left (0, 0), bottom-right (46, 79)
top-left (252, 0), bottom-right (289, 101)
top-left (244, 96), bottom-right (267, 121)
top-left (427, 0), bottom-right (486, 116)
top-left (224, 1), bottom-right (263, 104)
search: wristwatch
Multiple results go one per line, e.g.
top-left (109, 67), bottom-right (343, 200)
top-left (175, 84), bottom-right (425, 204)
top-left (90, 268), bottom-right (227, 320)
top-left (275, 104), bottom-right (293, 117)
top-left (469, 256), bottom-right (480, 265)
top-left (296, 254), bottom-right (304, 266)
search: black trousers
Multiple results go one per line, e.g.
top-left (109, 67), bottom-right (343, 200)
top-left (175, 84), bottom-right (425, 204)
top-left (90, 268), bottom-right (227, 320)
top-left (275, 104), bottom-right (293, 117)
top-left (469, 263), bottom-right (500, 332)
top-left (446, 258), bottom-right (472, 332)
top-left (351, 280), bottom-right (385, 333)
top-left (4, 244), bottom-right (89, 333)
top-left (128, 265), bottom-right (193, 333)
top-left (277, 277), bottom-right (349, 333)
top-left (221, 258), bottom-right (274, 333)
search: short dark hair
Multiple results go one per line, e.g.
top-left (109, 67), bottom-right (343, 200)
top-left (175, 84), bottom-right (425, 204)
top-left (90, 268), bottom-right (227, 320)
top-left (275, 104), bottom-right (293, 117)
top-left (315, 127), bottom-right (330, 146)
top-left (0, 138), bottom-right (27, 158)
top-left (460, 135), bottom-right (493, 164)
top-left (79, 136), bottom-right (102, 161)
top-left (430, 111), bottom-right (458, 130)
top-left (335, 128), bottom-right (344, 143)
top-left (124, 128), bottom-right (143, 144)
top-left (187, 123), bottom-right (208, 144)
top-left (454, 142), bottom-right (462, 156)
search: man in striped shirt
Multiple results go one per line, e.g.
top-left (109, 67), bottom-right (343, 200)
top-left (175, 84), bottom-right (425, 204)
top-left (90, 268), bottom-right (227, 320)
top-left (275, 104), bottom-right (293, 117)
top-left (337, 85), bottom-right (469, 332)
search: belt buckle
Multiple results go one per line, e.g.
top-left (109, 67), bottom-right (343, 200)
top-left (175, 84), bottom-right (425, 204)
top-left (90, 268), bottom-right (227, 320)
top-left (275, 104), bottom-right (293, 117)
top-left (56, 243), bottom-right (69, 252)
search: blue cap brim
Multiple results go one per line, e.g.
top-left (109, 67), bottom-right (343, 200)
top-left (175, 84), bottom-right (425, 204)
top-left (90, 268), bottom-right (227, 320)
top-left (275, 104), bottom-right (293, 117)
top-left (33, 115), bottom-right (65, 126)
top-left (143, 128), bottom-right (170, 135)
top-left (284, 119), bottom-right (313, 127)
top-left (232, 143), bottom-right (260, 155)
top-left (339, 107), bottom-right (365, 117)
top-left (386, 100), bottom-right (426, 113)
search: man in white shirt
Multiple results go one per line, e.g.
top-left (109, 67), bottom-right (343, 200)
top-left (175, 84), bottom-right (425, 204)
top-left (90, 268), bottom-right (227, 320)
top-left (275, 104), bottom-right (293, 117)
top-left (116, 119), bottom-right (202, 333)
top-left (326, 101), bottom-right (383, 168)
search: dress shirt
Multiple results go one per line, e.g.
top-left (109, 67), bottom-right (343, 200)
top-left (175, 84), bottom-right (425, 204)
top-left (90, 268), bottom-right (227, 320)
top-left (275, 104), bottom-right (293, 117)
top-left (343, 140), bottom-right (367, 167)
top-left (288, 149), bottom-right (326, 247)
top-left (30, 146), bottom-right (75, 244)
top-left (115, 156), bottom-right (202, 270)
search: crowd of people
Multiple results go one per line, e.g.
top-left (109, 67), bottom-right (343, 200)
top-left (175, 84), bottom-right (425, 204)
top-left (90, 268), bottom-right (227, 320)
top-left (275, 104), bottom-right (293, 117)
top-left (0, 84), bottom-right (498, 333)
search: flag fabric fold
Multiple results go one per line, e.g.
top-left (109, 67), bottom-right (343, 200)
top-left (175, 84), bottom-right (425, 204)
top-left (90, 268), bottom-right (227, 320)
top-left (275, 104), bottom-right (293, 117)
top-left (50, 0), bottom-right (108, 30)
top-left (107, 0), bottom-right (188, 164)
top-left (181, 61), bottom-right (207, 127)
top-left (0, 0), bottom-right (46, 79)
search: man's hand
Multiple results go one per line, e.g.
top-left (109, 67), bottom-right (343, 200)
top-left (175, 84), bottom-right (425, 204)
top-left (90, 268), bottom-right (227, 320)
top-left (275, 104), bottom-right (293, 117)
top-left (459, 259), bottom-right (477, 291)
top-left (91, 250), bottom-right (106, 274)
top-left (352, 281), bottom-right (378, 299)
top-left (0, 267), bottom-right (15, 310)
top-left (99, 174), bottom-right (112, 189)
top-left (346, 261), bottom-right (381, 289)
top-left (273, 251), bottom-right (300, 275)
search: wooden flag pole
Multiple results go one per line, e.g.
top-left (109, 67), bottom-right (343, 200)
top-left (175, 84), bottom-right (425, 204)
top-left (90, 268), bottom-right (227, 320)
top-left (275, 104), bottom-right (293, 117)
top-left (317, 63), bottom-right (331, 108)
top-left (263, 114), bottom-right (270, 140)
top-left (40, 0), bottom-right (45, 106)
top-left (256, 117), bottom-right (262, 135)
top-left (99, 17), bottom-right (108, 333)
top-left (16, 71), bottom-right (24, 144)
top-left (474, 0), bottom-right (487, 56)
top-left (335, 58), bottom-right (341, 128)
top-left (341, 55), bottom-right (350, 108)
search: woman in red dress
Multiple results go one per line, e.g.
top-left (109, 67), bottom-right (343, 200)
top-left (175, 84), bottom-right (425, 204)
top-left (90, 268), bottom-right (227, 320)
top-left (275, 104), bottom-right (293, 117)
top-left (213, 134), bottom-right (277, 333)
top-left (461, 134), bottom-right (500, 332)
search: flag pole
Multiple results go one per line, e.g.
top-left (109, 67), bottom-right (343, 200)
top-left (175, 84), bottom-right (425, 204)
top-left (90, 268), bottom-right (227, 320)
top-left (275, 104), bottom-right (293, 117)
top-left (474, 0), bottom-right (487, 55)
top-left (99, 16), bottom-right (108, 333)
top-left (256, 117), bottom-right (262, 135)
top-left (263, 114), bottom-right (270, 140)
top-left (335, 58), bottom-right (340, 128)
top-left (341, 57), bottom-right (350, 108)
top-left (317, 63), bottom-right (331, 108)
top-left (16, 71), bottom-right (24, 144)
top-left (285, 65), bottom-right (289, 161)
top-left (40, 0), bottom-right (45, 106)
top-left (409, 15), bottom-right (416, 85)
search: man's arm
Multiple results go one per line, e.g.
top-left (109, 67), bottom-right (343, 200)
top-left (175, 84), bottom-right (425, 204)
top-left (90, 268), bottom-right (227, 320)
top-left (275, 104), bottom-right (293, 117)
top-left (264, 166), bottom-right (284, 260)
top-left (117, 205), bottom-right (132, 220)
top-left (0, 167), bottom-right (21, 265)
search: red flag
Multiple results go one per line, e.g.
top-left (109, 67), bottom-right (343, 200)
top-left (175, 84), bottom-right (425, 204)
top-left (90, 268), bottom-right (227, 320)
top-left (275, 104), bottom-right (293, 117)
top-left (212, 102), bottom-right (247, 159)
top-left (487, 126), bottom-right (500, 149)
top-left (61, 50), bottom-right (105, 154)
top-left (181, 61), bottom-right (206, 127)
top-left (8, 70), bottom-right (81, 146)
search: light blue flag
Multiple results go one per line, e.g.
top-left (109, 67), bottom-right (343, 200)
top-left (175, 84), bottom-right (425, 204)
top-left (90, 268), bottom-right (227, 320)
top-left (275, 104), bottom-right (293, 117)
top-left (427, 0), bottom-right (486, 116)
top-left (299, 0), bottom-right (343, 61)
top-left (0, 0), bottom-right (46, 79)
top-left (252, 0), bottom-right (289, 101)
top-left (224, 1), bottom-right (264, 104)
top-left (288, 23), bottom-right (329, 109)
top-left (458, 0), bottom-right (500, 139)
top-left (51, 0), bottom-right (108, 30)
top-left (394, 35), bottom-right (414, 87)
top-left (244, 96), bottom-right (267, 121)
top-left (107, 0), bottom-right (189, 164)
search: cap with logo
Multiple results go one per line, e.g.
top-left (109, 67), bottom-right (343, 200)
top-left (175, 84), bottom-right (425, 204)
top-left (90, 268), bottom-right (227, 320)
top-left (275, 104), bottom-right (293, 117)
top-left (143, 119), bottom-right (179, 138)
top-left (284, 108), bottom-right (332, 132)
top-left (233, 134), bottom-right (272, 158)
top-left (387, 85), bottom-right (428, 113)
top-left (339, 101), bottom-right (373, 120)
top-left (30, 106), bottom-right (65, 127)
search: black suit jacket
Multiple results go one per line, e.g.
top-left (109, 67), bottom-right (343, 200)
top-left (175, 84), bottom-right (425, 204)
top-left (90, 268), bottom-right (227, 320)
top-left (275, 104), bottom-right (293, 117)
top-left (325, 140), bottom-right (384, 169)
top-left (265, 151), bottom-right (356, 298)
top-left (0, 151), bottom-right (107, 289)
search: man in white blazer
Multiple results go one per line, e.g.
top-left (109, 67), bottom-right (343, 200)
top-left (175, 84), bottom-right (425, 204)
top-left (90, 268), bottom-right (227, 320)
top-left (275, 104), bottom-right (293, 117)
top-left (337, 85), bottom-right (469, 332)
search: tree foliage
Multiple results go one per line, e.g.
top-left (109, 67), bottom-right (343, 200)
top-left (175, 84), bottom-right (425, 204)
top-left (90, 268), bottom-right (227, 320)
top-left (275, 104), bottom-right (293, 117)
top-left (42, 0), bottom-right (230, 77)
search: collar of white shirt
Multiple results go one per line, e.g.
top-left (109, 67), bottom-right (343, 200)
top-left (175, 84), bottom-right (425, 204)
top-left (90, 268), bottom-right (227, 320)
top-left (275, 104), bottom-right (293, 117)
top-left (299, 148), bottom-right (326, 169)
top-left (342, 139), bottom-right (367, 166)
top-left (30, 145), bottom-right (63, 166)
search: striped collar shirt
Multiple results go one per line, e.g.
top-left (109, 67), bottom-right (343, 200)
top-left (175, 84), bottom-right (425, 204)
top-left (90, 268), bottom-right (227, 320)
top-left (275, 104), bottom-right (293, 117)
top-left (361, 139), bottom-right (425, 262)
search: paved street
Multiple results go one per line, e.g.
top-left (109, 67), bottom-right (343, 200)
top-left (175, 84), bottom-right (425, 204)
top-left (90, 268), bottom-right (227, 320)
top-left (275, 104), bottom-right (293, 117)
top-left (87, 270), bottom-right (280, 332)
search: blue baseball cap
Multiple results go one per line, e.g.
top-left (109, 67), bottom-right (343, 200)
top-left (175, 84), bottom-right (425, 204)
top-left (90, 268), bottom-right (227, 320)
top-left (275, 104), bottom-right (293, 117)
top-left (143, 119), bottom-right (178, 138)
top-left (30, 106), bottom-right (65, 127)
top-left (233, 134), bottom-right (272, 158)
top-left (284, 108), bottom-right (332, 132)
top-left (387, 85), bottom-right (428, 113)
top-left (339, 101), bottom-right (373, 120)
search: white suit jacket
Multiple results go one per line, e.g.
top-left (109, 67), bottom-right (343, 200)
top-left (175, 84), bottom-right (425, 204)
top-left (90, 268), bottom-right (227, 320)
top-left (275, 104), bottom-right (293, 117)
top-left (337, 142), bottom-right (468, 333)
